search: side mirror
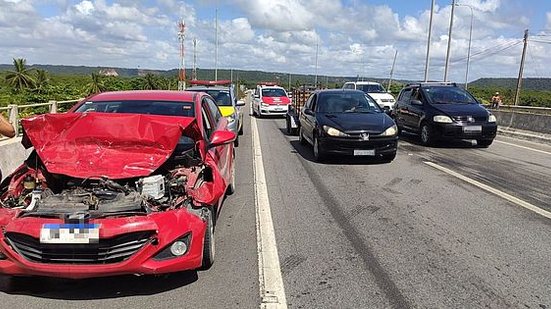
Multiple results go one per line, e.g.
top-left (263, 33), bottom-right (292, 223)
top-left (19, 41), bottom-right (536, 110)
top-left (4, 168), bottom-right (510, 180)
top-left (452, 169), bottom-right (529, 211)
top-left (209, 130), bottom-right (236, 148)
top-left (254, 94), bottom-right (260, 99)
top-left (382, 106), bottom-right (391, 115)
top-left (411, 100), bottom-right (423, 106)
top-left (236, 100), bottom-right (246, 107)
top-left (303, 108), bottom-right (314, 116)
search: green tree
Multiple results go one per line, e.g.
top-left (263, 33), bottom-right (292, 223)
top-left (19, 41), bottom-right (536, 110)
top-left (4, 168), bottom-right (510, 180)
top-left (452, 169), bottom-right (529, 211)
top-left (5, 58), bottom-right (35, 92)
top-left (141, 73), bottom-right (159, 90)
top-left (33, 69), bottom-right (50, 94)
top-left (85, 72), bottom-right (106, 95)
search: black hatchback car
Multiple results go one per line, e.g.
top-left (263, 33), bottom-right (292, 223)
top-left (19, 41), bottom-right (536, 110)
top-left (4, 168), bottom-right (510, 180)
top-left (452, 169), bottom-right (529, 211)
top-left (298, 89), bottom-right (398, 162)
top-left (393, 83), bottom-right (497, 147)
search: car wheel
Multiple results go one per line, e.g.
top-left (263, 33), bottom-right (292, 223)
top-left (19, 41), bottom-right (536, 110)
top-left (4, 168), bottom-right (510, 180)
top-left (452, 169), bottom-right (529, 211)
top-left (200, 207), bottom-right (215, 269)
top-left (227, 153), bottom-right (236, 195)
top-left (313, 135), bottom-right (326, 162)
top-left (382, 152), bottom-right (396, 163)
top-left (234, 136), bottom-right (239, 148)
top-left (420, 123), bottom-right (434, 146)
top-left (238, 123), bottom-right (244, 135)
top-left (299, 127), bottom-right (307, 145)
top-left (477, 139), bottom-right (493, 148)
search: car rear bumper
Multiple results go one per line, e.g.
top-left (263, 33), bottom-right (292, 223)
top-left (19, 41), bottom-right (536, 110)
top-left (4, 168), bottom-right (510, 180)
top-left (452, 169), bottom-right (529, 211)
top-left (0, 211), bottom-right (206, 279)
top-left (319, 136), bottom-right (398, 156)
top-left (433, 122), bottom-right (497, 140)
top-left (260, 104), bottom-right (289, 116)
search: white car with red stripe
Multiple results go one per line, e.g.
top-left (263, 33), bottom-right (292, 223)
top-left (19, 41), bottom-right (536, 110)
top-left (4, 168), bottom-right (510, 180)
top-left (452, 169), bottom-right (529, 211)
top-left (252, 83), bottom-right (291, 117)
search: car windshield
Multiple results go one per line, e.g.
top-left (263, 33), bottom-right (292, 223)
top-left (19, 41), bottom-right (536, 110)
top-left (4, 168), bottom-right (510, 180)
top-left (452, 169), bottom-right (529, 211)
top-left (188, 89), bottom-right (233, 106)
top-left (423, 87), bottom-right (478, 104)
top-left (262, 88), bottom-right (287, 97)
top-left (74, 100), bottom-right (195, 117)
top-left (357, 84), bottom-right (386, 93)
top-left (317, 93), bottom-right (382, 113)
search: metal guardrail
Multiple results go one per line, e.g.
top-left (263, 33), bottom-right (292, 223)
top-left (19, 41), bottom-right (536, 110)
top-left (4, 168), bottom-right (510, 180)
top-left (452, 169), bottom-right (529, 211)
top-left (488, 104), bottom-right (551, 115)
top-left (1, 99), bottom-right (81, 139)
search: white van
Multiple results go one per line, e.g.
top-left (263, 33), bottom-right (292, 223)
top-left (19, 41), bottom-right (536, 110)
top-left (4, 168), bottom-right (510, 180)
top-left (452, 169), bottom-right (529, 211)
top-left (343, 81), bottom-right (396, 110)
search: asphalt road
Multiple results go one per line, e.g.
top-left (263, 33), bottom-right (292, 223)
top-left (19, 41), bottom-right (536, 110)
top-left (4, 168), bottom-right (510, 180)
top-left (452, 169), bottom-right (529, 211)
top-left (2, 110), bottom-right (551, 308)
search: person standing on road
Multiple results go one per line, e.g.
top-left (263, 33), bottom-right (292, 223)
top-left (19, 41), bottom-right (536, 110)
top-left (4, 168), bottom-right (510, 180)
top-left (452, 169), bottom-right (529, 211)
top-left (491, 92), bottom-right (502, 109)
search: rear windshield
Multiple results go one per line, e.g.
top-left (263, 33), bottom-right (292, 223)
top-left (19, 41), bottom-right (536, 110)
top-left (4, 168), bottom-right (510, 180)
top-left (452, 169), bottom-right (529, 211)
top-left (262, 88), bottom-right (287, 97)
top-left (187, 89), bottom-right (233, 106)
top-left (422, 87), bottom-right (478, 104)
top-left (317, 93), bottom-right (382, 113)
top-left (357, 84), bottom-right (386, 93)
top-left (74, 100), bottom-right (195, 117)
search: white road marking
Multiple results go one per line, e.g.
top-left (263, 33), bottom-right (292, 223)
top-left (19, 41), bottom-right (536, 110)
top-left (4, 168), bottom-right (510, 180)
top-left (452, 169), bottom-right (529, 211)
top-left (252, 116), bottom-right (288, 309)
top-left (424, 161), bottom-right (551, 220)
top-left (494, 140), bottom-right (551, 156)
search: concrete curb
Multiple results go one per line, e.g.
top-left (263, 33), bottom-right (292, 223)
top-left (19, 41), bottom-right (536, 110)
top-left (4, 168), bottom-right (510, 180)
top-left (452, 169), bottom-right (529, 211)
top-left (498, 127), bottom-right (551, 145)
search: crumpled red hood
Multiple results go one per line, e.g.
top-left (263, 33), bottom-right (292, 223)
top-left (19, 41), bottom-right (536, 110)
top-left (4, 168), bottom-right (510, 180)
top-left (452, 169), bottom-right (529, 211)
top-left (21, 113), bottom-right (198, 179)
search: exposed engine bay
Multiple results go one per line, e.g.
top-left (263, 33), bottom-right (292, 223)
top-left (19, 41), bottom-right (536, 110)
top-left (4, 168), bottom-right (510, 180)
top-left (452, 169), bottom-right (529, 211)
top-left (0, 138), bottom-right (212, 218)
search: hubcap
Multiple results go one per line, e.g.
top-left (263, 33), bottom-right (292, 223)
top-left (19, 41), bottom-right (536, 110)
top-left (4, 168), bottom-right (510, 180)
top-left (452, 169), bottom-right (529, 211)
top-left (314, 137), bottom-right (319, 157)
top-left (421, 126), bottom-right (428, 143)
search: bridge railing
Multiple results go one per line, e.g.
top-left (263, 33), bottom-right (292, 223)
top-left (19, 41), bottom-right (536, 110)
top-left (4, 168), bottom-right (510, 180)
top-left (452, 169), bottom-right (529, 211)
top-left (488, 104), bottom-right (551, 115)
top-left (0, 99), bottom-right (81, 140)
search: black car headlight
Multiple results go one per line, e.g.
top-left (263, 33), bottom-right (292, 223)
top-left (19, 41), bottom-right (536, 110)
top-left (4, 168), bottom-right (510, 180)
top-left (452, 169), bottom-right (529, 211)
top-left (488, 114), bottom-right (497, 123)
top-left (153, 233), bottom-right (191, 261)
top-left (433, 115), bottom-right (453, 123)
top-left (323, 125), bottom-right (349, 137)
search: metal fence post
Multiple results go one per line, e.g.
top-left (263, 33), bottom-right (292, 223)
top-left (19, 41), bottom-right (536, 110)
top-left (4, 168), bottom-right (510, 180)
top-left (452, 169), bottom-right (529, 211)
top-left (7, 104), bottom-right (19, 136)
top-left (49, 100), bottom-right (58, 113)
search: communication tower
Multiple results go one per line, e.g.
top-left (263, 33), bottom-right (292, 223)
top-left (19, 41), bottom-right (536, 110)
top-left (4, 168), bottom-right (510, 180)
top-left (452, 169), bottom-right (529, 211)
top-left (178, 19), bottom-right (186, 90)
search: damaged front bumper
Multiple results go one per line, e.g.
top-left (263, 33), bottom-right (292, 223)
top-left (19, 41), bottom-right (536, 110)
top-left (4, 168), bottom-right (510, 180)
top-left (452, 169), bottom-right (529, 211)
top-left (0, 209), bottom-right (207, 279)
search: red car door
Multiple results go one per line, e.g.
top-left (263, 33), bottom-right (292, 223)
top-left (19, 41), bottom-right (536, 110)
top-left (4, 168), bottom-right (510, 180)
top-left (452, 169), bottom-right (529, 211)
top-left (201, 96), bottom-right (233, 185)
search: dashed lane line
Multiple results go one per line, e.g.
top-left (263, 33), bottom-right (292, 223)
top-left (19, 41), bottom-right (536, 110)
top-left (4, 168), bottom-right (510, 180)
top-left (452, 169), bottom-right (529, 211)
top-left (424, 161), bottom-right (551, 220)
top-left (252, 116), bottom-right (288, 309)
top-left (494, 140), bottom-right (551, 156)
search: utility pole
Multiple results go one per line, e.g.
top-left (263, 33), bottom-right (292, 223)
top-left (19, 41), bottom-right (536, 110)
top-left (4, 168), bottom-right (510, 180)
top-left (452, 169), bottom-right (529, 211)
top-left (178, 19), bottom-right (186, 90)
top-left (214, 8), bottom-right (219, 81)
top-left (388, 50), bottom-right (398, 91)
top-left (444, 0), bottom-right (456, 82)
top-left (314, 41), bottom-right (319, 87)
top-left (514, 29), bottom-right (529, 106)
top-left (424, 0), bottom-right (435, 82)
top-left (192, 38), bottom-right (198, 80)
top-left (288, 73), bottom-right (291, 91)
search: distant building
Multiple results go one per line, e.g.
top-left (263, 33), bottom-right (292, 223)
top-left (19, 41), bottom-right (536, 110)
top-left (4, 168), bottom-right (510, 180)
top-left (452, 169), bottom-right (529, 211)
top-left (99, 69), bottom-right (119, 77)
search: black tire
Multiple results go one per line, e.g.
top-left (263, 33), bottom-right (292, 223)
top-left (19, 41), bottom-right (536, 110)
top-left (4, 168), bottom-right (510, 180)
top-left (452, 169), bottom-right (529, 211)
top-left (234, 136), bottom-right (239, 148)
top-left (420, 123), bottom-right (434, 146)
top-left (299, 127), bottom-right (307, 145)
top-left (201, 207), bottom-right (215, 270)
top-left (238, 123), bottom-right (244, 135)
top-left (227, 153), bottom-right (236, 195)
top-left (477, 139), bottom-right (493, 148)
top-left (382, 153), bottom-right (397, 162)
top-left (313, 135), bottom-right (326, 162)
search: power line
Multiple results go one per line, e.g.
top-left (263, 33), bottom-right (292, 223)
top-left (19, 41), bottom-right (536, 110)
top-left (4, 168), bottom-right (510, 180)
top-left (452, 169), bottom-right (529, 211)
top-left (451, 40), bottom-right (522, 64)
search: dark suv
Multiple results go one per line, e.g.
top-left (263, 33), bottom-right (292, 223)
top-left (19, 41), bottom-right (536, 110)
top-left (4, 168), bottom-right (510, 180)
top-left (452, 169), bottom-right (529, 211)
top-left (393, 82), bottom-right (497, 147)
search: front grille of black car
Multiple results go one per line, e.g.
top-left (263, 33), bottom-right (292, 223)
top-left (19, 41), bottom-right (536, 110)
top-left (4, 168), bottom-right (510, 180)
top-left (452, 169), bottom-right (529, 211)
top-left (5, 231), bottom-right (154, 264)
top-left (452, 115), bottom-right (487, 123)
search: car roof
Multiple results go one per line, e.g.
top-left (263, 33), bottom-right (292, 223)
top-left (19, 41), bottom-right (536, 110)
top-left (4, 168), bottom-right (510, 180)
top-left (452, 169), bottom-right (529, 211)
top-left (88, 90), bottom-right (198, 102)
top-left (316, 89), bottom-right (365, 95)
top-left (346, 81), bottom-right (380, 85)
top-left (187, 86), bottom-right (230, 91)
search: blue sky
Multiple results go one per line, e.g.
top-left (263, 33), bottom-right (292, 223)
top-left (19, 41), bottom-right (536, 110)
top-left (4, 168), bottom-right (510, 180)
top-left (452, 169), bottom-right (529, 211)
top-left (2, 0), bottom-right (551, 81)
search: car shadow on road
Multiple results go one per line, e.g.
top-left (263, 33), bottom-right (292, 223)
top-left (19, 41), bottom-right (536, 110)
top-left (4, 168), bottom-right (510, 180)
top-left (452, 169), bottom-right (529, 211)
top-left (398, 131), bottom-right (480, 149)
top-left (288, 139), bottom-right (391, 166)
top-left (0, 270), bottom-right (198, 300)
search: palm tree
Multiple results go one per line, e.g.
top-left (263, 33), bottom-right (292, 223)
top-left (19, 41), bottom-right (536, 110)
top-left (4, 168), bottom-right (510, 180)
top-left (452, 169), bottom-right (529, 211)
top-left (141, 73), bottom-right (159, 90)
top-left (5, 58), bottom-right (35, 92)
top-left (85, 72), bottom-right (106, 95)
top-left (33, 69), bottom-right (49, 94)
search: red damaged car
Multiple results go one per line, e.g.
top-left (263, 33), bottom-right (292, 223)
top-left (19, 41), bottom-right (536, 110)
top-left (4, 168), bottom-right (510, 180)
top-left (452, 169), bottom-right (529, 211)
top-left (0, 90), bottom-right (236, 279)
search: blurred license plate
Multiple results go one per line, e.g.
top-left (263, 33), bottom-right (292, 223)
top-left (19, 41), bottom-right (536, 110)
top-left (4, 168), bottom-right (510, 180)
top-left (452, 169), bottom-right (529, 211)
top-left (463, 125), bottom-right (482, 133)
top-left (274, 107), bottom-right (284, 111)
top-left (40, 223), bottom-right (100, 244)
top-left (354, 149), bottom-right (375, 156)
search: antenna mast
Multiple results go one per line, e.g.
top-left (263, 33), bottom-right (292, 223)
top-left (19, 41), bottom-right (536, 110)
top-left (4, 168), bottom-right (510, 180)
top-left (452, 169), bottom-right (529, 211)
top-left (192, 38), bottom-right (198, 80)
top-left (178, 19), bottom-right (186, 90)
